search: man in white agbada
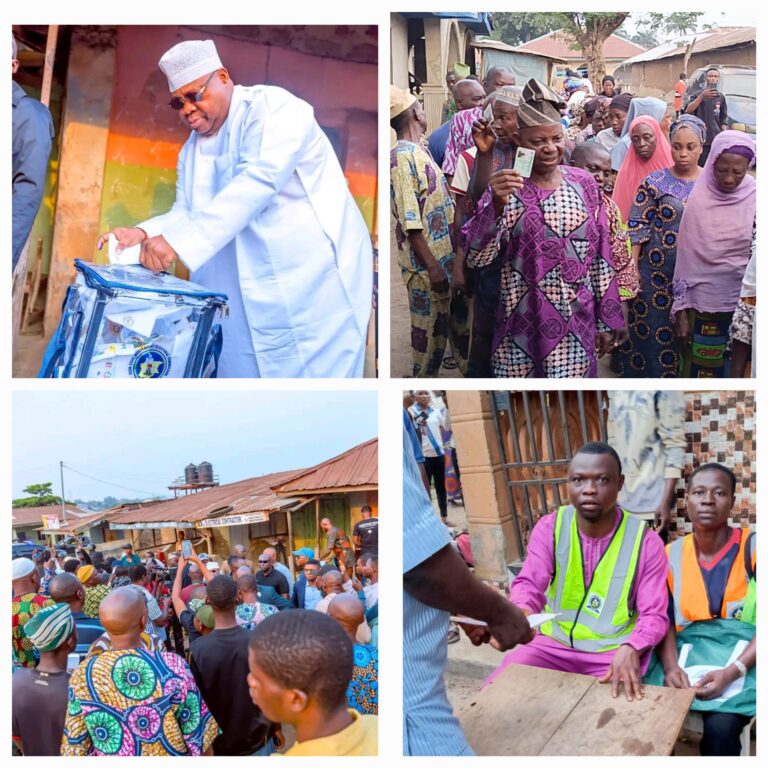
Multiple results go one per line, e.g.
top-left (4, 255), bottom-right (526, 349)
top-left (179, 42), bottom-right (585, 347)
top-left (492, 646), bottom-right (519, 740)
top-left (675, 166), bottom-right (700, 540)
top-left (98, 40), bottom-right (372, 378)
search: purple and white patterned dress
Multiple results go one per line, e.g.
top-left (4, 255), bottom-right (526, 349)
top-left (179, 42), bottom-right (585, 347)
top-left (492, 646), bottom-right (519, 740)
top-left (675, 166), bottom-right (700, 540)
top-left (466, 166), bottom-right (624, 378)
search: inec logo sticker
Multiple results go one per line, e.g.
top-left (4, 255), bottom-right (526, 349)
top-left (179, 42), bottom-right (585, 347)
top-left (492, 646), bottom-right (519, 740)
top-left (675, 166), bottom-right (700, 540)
top-left (129, 344), bottom-right (171, 378)
top-left (583, 592), bottom-right (604, 617)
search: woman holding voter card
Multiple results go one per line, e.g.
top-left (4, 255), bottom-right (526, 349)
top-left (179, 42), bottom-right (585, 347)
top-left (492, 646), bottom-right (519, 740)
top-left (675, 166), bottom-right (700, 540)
top-left (463, 79), bottom-right (625, 378)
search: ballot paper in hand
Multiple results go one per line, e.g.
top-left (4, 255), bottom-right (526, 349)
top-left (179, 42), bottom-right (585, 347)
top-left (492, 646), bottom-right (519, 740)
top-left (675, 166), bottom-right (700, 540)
top-left (526, 612), bottom-right (560, 629)
top-left (108, 233), bottom-right (141, 265)
top-left (679, 640), bottom-right (748, 703)
top-left (448, 612), bottom-right (560, 629)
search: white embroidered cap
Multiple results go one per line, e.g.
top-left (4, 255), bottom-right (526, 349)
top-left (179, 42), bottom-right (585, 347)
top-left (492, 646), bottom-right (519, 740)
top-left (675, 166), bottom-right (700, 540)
top-left (159, 40), bottom-right (223, 93)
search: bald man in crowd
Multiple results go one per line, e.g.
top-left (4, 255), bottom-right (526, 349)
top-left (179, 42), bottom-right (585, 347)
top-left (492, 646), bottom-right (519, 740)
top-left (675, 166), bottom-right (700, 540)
top-left (483, 66), bottom-right (516, 94)
top-left (429, 78), bottom-right (486, 169)
top-left (49, 572), bottom-right (104, 648)
top-left (328, 595), bottom-right (378, 715)
top-left (61, 588), bottom-right (218, 755)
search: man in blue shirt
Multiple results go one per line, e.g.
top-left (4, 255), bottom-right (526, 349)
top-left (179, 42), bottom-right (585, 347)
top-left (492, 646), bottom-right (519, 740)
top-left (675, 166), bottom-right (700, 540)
top-left (403, 421), bottom-right (533, 755)
top-left (117, 543), bottom-right (141, 567)
top-left (292, 559), bottom-right (323, 610)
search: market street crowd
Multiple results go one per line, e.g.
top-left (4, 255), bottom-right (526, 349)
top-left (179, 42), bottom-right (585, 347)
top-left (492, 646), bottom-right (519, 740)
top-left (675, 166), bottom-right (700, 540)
top-left (12, 513), bottom-right (379, 756)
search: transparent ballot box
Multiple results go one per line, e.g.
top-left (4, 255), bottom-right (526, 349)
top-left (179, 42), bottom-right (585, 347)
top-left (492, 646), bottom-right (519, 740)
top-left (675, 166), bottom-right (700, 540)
top-left (39, 260), bottom-right (228, 378)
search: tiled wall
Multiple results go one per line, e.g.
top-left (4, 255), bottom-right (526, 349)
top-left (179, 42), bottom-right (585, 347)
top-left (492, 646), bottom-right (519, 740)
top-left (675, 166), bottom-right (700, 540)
top-left (673, 390), bottom-right (756, 533)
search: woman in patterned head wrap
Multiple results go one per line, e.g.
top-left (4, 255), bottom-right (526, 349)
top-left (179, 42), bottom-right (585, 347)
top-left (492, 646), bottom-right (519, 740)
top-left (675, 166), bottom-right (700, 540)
top-left (616, 114), bottom-right (705, 377)
top-left (672, 130), bottom-right (756, 377)
top-left (463, 79), bottom-right (625, 378)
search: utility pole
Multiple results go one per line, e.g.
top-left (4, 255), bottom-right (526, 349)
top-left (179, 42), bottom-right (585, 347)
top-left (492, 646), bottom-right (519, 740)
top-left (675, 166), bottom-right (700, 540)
top-left (60, 460), bottom-right (68, 522)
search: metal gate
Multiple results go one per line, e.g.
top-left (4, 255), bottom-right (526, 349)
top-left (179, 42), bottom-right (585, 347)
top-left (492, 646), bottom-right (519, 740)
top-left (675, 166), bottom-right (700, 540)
top-left (490, 390), bottom-right (609, 558)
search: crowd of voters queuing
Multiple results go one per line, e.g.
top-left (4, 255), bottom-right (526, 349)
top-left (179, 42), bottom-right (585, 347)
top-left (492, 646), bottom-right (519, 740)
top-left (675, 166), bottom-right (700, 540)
top-left (11, 514), bottom-right (379, 757)
top-left (391, 64), bottom-right (755, 379)
top-left (403, 402), bottom-right (756, 756)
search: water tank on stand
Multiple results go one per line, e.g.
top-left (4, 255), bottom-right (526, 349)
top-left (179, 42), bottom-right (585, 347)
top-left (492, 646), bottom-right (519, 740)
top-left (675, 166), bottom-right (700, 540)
top-left (184, 463), bottom-right (199, 484)
top-left (198, 462), bottom-right (214, 484)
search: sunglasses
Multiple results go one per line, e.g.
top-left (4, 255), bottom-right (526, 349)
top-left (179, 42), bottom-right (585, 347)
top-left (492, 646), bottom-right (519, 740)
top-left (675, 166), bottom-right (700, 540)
top-left (169, 71), bottom-right (216, 110)
top-left (257, 559), bottom-right (271, 564)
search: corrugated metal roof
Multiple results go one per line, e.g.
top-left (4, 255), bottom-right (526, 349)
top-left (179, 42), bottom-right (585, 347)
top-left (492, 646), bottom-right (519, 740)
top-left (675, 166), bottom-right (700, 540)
top-left (275, 438), bottom-right (378, 494)
top-left (108, 469), bottom-right (304, 526)
top-left (12, 504), bottom-right (84, 528)
top-left (471, 36), bottom-right (567, 63)
top-left (618, 27), bottom-right (756, 66)
top-left (517, 30), bottom-right (646, 60)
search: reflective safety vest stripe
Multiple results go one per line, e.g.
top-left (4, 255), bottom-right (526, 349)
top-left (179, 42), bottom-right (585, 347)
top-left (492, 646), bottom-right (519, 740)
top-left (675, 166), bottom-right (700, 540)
top-left (667, 528), bottom-right (755, 631)
top-left (541, 505), bottom-right (646, 652)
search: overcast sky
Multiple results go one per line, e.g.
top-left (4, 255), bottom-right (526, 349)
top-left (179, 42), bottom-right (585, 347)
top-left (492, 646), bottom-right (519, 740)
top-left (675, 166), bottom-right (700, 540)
top-left (13, 390), bottom-right (377, 501)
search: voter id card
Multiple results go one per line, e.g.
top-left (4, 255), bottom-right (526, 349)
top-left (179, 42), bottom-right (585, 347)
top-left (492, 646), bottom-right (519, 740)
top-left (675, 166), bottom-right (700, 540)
top-left (514, 147), bottom-right (535, 177)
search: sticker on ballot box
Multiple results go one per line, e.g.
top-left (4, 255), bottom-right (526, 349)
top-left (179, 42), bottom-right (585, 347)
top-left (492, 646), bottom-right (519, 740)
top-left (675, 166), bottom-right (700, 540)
top-left (513, 147), bottom-right (536, 178)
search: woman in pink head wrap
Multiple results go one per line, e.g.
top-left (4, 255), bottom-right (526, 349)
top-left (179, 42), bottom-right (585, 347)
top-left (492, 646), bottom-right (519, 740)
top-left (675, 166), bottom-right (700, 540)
top-left (612, 116), bottom-right (673, 220)
top-left (672, 130), bottom-right (756, 377)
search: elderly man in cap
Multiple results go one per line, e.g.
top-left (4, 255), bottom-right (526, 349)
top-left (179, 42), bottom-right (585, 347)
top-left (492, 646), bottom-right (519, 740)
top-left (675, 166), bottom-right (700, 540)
top-left (12, 557), bottom-right (55, 668)
top-left (99, 39), bottom-right (372, 379)
top-left (390, 85), bottom-right (455, 378)
top-left (12, 604), bottom-right (76, 755)
top-left (464, 78), bottom-right (625, 379)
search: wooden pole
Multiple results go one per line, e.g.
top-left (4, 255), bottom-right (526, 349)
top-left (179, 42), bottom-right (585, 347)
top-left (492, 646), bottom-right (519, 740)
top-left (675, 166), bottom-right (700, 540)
top-left (286, 509), bottom-right (295, 577)
top-left (41, 25), bottom-right (59, 108)
top-left (315, 498), bottom-right (321, 558)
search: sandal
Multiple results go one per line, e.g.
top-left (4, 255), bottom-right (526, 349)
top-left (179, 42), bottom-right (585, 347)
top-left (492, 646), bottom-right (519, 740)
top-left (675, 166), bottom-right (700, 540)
top-left (442, 356), bottom-right (457, 370)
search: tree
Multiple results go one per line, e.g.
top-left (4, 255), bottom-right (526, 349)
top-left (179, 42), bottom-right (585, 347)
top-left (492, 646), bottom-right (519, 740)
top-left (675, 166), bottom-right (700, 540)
top-left (648, 12), bottom-right (705, 39)
top-left (558, 13), bottom-right (630, 90)
top-left (491, 13), bottom-right (630, 90)
top-left (13, 481), bottom-right (64, 508)
top-left (491, 13), bottom-right (561, 47)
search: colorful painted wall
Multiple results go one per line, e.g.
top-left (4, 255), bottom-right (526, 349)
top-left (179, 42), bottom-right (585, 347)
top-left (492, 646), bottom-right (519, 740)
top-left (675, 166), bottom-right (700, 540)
top-left (95, 25), bottom-right (378, 273)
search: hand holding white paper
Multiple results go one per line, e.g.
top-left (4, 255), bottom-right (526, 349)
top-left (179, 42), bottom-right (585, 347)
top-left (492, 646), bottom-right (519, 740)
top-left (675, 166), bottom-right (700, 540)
top-left (527, 612), bottom-right (561, 629)
top-left (448, 612), bottom-right (560, 629)
top-left (108, 233), bottom-right (142, 265)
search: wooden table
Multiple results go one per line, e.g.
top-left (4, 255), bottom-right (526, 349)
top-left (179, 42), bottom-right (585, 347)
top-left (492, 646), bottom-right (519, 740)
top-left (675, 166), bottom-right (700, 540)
top-left (457, 663), bottom-right (695, 756)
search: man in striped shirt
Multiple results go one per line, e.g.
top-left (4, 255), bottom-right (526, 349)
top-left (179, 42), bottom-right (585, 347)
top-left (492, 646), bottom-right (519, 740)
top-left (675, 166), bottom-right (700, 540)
top-left (403, 421), bottom-right (533, 755)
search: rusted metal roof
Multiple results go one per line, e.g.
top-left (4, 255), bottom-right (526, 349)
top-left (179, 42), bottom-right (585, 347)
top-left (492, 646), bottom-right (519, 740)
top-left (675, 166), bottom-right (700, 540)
top-left (108, 469), bottom-right (304, 527)
top-left (619, 27), bottom-right (756, 66)
top-left (471, 36), bottom-right (567, 63)
top-left (12, 504), bottom-right (84, 528)
top-left (275, 438), bottom-right (378, 494)
top-left (517, 30), bottom-right (646, 61)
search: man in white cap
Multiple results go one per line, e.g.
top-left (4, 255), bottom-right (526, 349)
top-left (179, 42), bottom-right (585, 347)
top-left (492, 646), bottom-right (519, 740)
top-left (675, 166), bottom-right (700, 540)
top-left (12, 557), bottom-right (55, 668)
top-left (99, 39), bottom-right (372, 378)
